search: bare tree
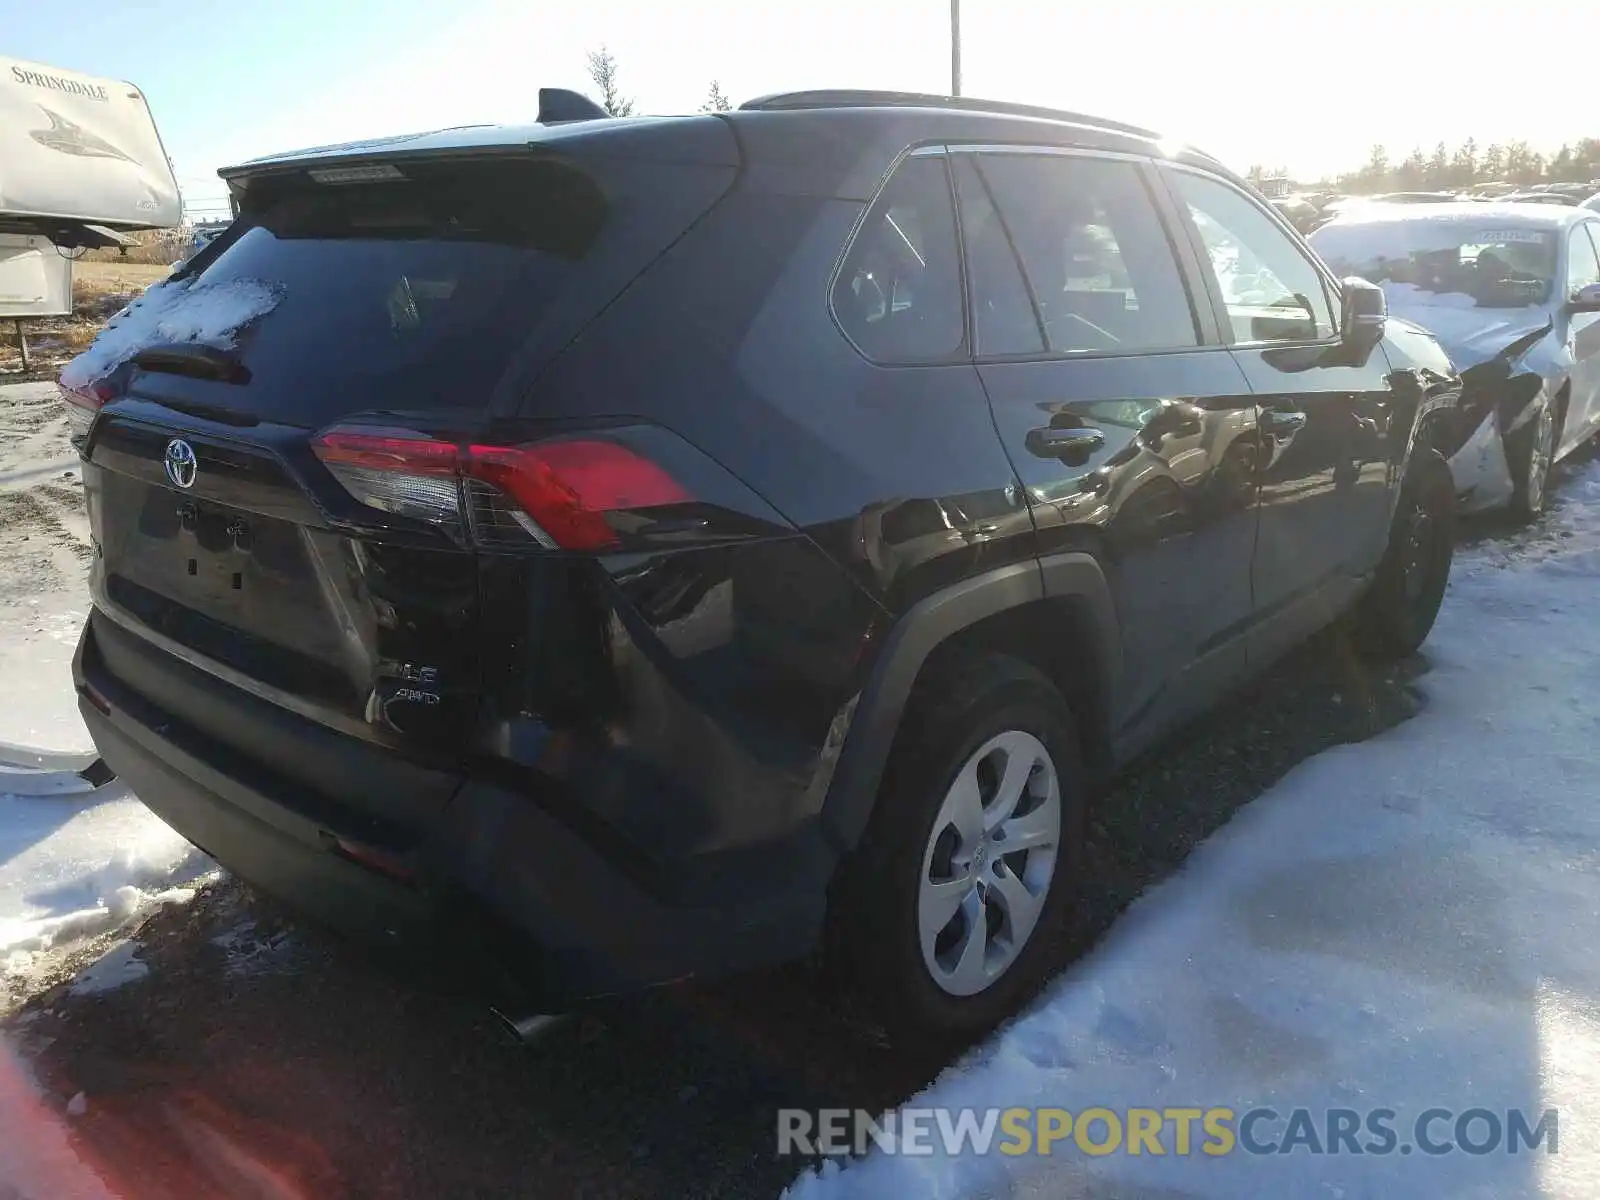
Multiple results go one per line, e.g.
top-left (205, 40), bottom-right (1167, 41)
top-left (1330, 133), bottom-right (1600, 196)
top-left (701, 81), bottom-right (732, 114)
top-left (585, 46), bottom-right (635, 117)
top-left (1481, 143), bottom-right (1506, 181)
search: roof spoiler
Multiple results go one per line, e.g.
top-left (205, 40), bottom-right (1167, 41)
top-left (538, 88), bottom-right (609, 124)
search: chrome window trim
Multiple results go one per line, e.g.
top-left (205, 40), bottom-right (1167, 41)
top-left (946, 143), bottom-right (1152, 164)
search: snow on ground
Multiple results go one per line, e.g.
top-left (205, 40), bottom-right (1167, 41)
top-left (0, 590), bottom-right (92, 756)
top-left (0, 381), bottom-right (214, 1002)
top-left (1, 381), bottom-right (91, 757)
top-left (0, 381), bottom-right (77, 497)
top-left (0, 778), bottom-right (210, 994)
top-left (790, 464), bottom-right (1600, 1200)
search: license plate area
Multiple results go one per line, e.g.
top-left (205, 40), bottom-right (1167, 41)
top-left (177, 500), bottom-right (256, 600)
top-left (97, 468), bottom-right (321, 648)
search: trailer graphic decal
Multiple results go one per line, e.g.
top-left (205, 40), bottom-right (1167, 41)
top-left (28, 106), bottom-right (136, 163)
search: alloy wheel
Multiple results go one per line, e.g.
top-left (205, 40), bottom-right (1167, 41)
top-left (917, 730), bottom-right (1061, 997)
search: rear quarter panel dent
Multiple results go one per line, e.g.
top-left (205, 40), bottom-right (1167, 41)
top-left (817, 554), bottom-right (1119, 850)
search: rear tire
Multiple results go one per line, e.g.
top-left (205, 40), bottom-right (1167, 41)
top-left (1507, 392), bottom-right (1559, 523)
top-left (832, 654), bottom-right (1084, 1044)
top-left (1350, 451), bottom-right (1455, 661)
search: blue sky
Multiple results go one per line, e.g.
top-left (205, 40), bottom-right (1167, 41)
top-left (7, 0), bottom-right (1597, 217)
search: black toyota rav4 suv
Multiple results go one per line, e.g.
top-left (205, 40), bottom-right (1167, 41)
top-left (63, 90), bottom-right (1461, 1040)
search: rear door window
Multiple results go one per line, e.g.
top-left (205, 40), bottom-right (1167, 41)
top-left (833, 154), bottom-right (966, 363)
top-left (950, 154), bottom-right (1045, 357)
top-left (970, 153), bottom-right (1200, 355)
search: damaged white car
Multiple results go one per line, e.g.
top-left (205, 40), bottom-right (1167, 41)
top-left (1312, 205), bottom-right (1600, 518)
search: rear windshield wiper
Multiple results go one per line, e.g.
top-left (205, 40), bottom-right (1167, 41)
top-left (133, 343), bottom-right (252, 386)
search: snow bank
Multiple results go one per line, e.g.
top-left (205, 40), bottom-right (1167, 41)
top-left (71, 275), bottom-right (283, 380)
top-left (0, 780), bottom-right (214, 984)
top-left (790, 463), bottom-right (1600, 1200)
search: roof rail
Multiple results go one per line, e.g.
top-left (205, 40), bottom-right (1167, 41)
top-left (737, 89), bottom-right (1161, 140)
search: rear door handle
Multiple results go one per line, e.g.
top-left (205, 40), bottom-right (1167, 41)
top-left (1261, 409), bottom-right (1308, 436)
top-left (1026, 426), bottom-right (1106, 458)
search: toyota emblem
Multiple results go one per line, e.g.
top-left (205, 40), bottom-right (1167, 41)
top-left (164, 438), bottom-right (198, 489)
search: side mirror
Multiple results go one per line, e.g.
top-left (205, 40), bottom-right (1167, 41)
top-left (1342, 276), bottom-right (1387, 350)
top-left (1569, 282), bottom-right (1600, 312)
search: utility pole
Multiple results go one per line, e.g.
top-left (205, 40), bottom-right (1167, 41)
top-left (950, 0), bottom-right (962, 96)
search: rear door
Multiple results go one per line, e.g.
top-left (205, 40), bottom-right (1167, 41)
top-left (75, 144), bottom-right (737, 823)
top-left (1160, 165), bottom-right (1399, 663)
top-left (955, 148), bottom-right (1263, 754)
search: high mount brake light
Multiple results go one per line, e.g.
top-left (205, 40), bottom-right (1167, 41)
top-left (310, 425), bottom-right (690, 550)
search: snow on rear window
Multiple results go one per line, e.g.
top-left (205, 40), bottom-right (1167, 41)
top-left (73, 276), bottom-right (284, 380)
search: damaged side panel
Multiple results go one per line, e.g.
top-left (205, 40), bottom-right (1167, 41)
top-left (1449, 407), bottom-right (1515, 513)
top-left (1446, 319), bottom-right (1555, 511)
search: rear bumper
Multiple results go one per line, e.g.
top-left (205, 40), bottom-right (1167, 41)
top-left (74, 616), bottom-right (830, 1009)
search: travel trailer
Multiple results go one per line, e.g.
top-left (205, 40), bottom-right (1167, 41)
top-left (0, 55), bottom-right (180, 321)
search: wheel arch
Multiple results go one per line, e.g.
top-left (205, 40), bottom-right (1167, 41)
top-left (1397, 384), bottom-right (1468, 521)
top-left (818, 553), bottom-right (1120, 854)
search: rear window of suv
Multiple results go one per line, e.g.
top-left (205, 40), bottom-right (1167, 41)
top-left (176, 157), bottom-right (605, 424)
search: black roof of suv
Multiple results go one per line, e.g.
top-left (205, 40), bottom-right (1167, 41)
top-left (67, 89), bottom-right (1460, 1041)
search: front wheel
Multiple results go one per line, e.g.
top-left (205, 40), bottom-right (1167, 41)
top-left (1507, 393), bottom-right (1559, 523)
top-left (1350, 452), bottom-right (1455, 660)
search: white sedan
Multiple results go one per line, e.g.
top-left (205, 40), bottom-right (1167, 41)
top-left (1312, 203), bottom-right (1600, 518)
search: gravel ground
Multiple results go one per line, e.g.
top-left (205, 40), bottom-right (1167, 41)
top-left (0, 375), bottom-right (1586, 1197)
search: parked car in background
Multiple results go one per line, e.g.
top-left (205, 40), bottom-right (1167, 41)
top-left (1370, 191), bottom-right (1462, 205)
top-left (166, 221), bottom-right (229, 269)
top-left (1312, 203), bottom-right (1600, 518)
top-left (61, 89), bottom-right (1462, 1041)
top-left (1503, 191), bottom-right (1578, 207)
top-left (1269, 193), bottom-right (1322, 233)
top-left (189, 223), bottom-right (227, 254)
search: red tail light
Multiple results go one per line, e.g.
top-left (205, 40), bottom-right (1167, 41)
top-left (311, 425), bottom-right (690, 551)
top-left (58, 380), bottom-right (114, 440)
top-left (327, 835), bottom-right (418, 884)
top-left (308, 428), bottom-right (462, 527)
